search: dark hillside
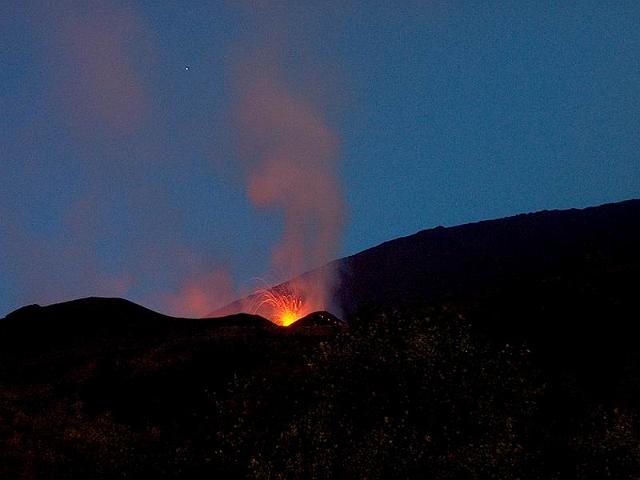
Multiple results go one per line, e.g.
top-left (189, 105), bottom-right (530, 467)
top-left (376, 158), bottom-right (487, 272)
top-left (217, 199), bottom-right (640, 326)
top-left (222, 199), bottom-right (640, 391)
top-left (335, 198), bottom-right (640, 315)
top-left (1, 199), bottom-right (640, 478)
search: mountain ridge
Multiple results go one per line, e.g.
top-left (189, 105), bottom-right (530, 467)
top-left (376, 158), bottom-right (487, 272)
top-left (213, 197), bottom-right (640, 317)
top-left (1, 198), bottom-right (640, 477)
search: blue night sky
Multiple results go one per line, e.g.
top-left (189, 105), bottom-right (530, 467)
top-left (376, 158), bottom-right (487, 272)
top-left (1, 1), bottom-right (639, 317)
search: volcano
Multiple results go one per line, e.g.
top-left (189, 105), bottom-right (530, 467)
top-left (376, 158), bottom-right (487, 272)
top-left (2, 198), bottom-right (640, 478)
top-left (214, 198), bottom-right (640, 316)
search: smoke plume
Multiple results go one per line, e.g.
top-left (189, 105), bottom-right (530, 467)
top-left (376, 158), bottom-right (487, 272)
top-left (232, 15), bottom-right (346, 317)
top-left (1, 2), bottom-right (346, 319)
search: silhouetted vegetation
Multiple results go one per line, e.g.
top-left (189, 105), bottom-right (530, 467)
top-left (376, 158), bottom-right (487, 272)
top-left (2, 200), bottom-right (640, 477)
top-left (2, 303), bottom-right (640, 478)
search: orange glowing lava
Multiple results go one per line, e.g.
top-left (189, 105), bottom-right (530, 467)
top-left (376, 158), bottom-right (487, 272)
top-left (255, 287), bottom-right (305, 326)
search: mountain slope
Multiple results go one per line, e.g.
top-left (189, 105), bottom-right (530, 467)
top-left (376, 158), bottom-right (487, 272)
top-left (1, 199), bottom-right (640, 478)
top-left (335, 198), bottom-right (640, 315)
top-left (215, 198), bottom-right (640, 320)
top-left (213, 198), bottom-right (640, 399)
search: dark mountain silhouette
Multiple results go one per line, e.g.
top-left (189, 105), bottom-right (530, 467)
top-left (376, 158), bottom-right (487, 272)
top-left (215, 199), bottom-right (640, 376)
top-left (336, 198), bottom-right (640, 314)
top-left (333, 199), bottom-right (640, 392)
top-left (0, 297), bottom-right (275, 355)
top-left (216, 198), bottom-right (640, 320)
top-left (1, 198), bottom-right (640, 478)
top-left (254, 198), bottom-right (639, 405)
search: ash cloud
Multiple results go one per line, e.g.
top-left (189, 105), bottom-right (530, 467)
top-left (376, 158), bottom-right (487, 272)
top-left (1, 1), bottom-right (346, 318)
top-left (230, 4), bottom-right (347, 315)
